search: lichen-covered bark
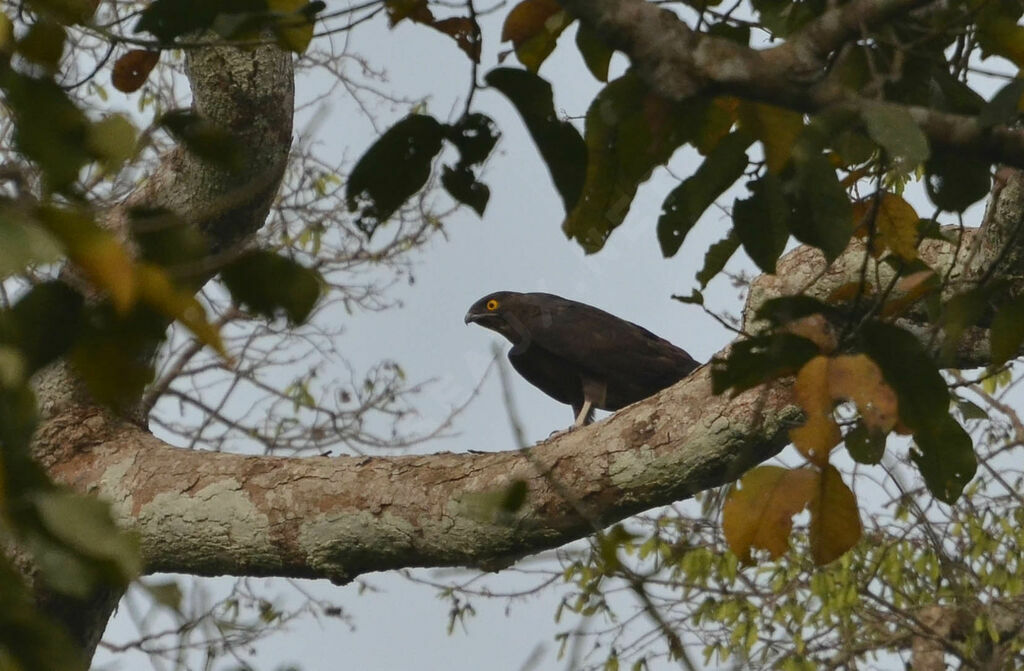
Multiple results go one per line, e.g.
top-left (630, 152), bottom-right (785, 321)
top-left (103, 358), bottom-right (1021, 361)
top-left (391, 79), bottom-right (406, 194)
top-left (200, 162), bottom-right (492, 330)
top-left (41, 370), bottom-right (798, 584)
top-left (35, 164), bottom-right (1024, 597)
top-left (28, 42), bottom-right (294, 657)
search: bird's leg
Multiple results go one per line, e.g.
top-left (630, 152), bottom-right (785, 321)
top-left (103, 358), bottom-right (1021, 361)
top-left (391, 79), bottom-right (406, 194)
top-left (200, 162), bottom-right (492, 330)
top-left (546, 400), bottom-right (593, 440)
top-left (573, 399), bottom-right (593, 429)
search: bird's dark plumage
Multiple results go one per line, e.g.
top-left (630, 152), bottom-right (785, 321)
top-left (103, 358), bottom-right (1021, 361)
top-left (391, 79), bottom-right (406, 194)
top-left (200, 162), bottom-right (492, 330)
top-left (465, 291), bottom-right (700, 427)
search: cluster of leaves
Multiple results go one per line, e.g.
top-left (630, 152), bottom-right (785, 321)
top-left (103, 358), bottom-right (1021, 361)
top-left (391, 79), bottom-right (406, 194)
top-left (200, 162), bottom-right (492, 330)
top-left (348, 0), bottom-right (1024, 568)
top-left (0, 2), bottom-right (327, 667)
top-left (553, 487), bottom-right (1024, 669)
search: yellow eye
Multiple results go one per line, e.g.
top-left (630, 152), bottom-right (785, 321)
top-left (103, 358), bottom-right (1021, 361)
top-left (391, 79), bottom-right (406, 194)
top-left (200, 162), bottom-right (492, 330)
top-left (486, 299), bottom-right (500, 311)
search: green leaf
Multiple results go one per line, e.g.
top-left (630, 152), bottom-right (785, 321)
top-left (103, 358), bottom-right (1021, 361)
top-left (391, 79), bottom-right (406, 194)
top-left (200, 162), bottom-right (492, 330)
top-left (144, 579), bottom-right (184, 611)
top-left (844, 420), bottom-right (886, 464)
top-left (345, 114), bottom-right (444, 236)
top-left (1, 72), bottom-right (91, 190)
top-left (991, 294), bottom-right (1024, 366)
top-left (69, 306), bottom-right (164, 409)
top-left (33, 490), bottom-right (142, 582)
top-left (136, 264), bottom-right (227, 358)
top-left (979, 78), bottom-right (1024, 128)
top-left (912, 414), bottom-right (976, 503)
top-left (441, 165), bottom-right (489, 216)
top-left (135, 0), bottom-right (263, 42)
top-left (0, 383), bottom-right (38, 451)
top-left (695, 231), bottom-right (740, 288)
top-left (925, 149), bottom-right (991, 212)
top-left (657, 130), bottom-right (751, 257)
top-left (26, 0), bottom-right (96, 24)
top-left (861, 102), bottom-right (930, 170)
top-left (221, 250), bottom-right (321, 325)
top-left (940, 286), bottom-right (996, 364)
top-left (707, 20), bottom-right (749, 45)
top-left (160, 109), bottom-right (244, 170)
top-left (732, 174), bottom-right (790, 273)
top-left (16, 18), bottom-right (65, 72)
top-left (954, 397), bottom-right (989, 421)
top-left (0, 208), bottom-right (63, 278)
top-left (565, 74), bottom-right (698, 252)
top-left (786, 150), bottom-right (853, 263)
top-left (0, 556), bottom-right (86, 671)
top-left (711, 333), bottom-right (820, 395)
top-left (485, 68), bottom-right (585, 213)
top-left (860, 322), bottom-right (946, 432)
top-left (671, 289), bottom-right (704, 305)
top-left (87, 114), bottom-right (138, 173)
top-left (129, 207), bottom-right (210, 268)
top-left (755, 295), bottom-right (838, 327)
top-left (1, 281), bottom-right (83, 372)
top-left (575, 22), bottom-right (612, 81)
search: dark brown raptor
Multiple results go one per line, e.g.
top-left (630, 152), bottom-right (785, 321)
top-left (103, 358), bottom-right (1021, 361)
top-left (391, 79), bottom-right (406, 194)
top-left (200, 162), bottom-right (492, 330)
top-left (465, 291), bottom-right (700, 427)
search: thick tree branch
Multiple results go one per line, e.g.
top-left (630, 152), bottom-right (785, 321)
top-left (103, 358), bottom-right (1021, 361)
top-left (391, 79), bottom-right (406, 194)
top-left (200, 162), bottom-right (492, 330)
top-left (29, 42), bottom-right (294, 657)
top-left (556, 0), bottom-right (1024, 168)
top-left (42, 368), bottom-right (798, 582)
top-left (34, 168), bottom-right (1024, 585)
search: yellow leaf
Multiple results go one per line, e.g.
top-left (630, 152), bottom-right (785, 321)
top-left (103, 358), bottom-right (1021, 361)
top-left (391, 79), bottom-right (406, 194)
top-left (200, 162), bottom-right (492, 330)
top-left (268, 0), bottom-right (316, 53)
top-left (738, 101), bottom-right (804, 174)
top-left (791, 356), bottom-right (840, 466)
top-left (88, 114), bottom-right (138, 172)
top-left (808, 465), bottom-right (862, 564)
top-left (501, 0), bottom-right (569, 72)
top-left (875, 194), bottom-right (919, 261)
top-left (852, 193), bottom-right (919, 260)
top-left (37, 206), bottom-right (136, 312)
top-left (135, 264), bottom-right (227, 358)
top-left (828, 354), bottom-right (898, 433)
top-left (723, 466), bottom-right (819, 563)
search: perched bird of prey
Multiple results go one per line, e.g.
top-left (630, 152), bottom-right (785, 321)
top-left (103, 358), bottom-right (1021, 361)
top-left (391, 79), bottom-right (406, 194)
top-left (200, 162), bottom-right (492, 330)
top-left (465, 291), bottom-right (700, 428)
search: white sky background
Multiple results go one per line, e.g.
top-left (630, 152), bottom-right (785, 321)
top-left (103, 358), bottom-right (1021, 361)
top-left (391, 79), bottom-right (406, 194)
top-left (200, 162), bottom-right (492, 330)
top-left (88, 3), bottom-right (1011, 670)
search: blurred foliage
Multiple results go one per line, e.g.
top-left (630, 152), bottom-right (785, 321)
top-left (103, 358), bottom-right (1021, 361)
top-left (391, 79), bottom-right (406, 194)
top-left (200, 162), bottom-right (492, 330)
top-left (0, 1), bottom-right (326, 666)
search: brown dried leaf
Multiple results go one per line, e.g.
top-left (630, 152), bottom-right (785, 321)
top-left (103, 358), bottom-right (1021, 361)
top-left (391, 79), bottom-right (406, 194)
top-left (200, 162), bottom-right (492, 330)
top-left (808, 464), bottom-right (862, 564)
top-left (828, 353), bottom-right (898, 433)
top-left (433, 17), bottom-right (481, 63)
top-left (111, 50), bottom-right (159, 94)
top-left (791, 356), bottom-right (840, 465)
top-left (875, 194), bottom-right (919, 261)
top-left (723, 466), bottom-right (819, 563)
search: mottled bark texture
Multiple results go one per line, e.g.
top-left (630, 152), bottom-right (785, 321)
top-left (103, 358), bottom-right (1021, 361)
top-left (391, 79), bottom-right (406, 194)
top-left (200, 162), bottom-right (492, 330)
top-left (22, 1), bottom-right (1024, 662)
top-left (28, 42), bottom-right (294, 658)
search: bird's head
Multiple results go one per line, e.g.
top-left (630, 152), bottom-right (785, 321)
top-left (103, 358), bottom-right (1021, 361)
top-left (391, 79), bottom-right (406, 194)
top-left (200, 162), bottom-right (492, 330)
top-left (464, 291), bottom-right (527, 342)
